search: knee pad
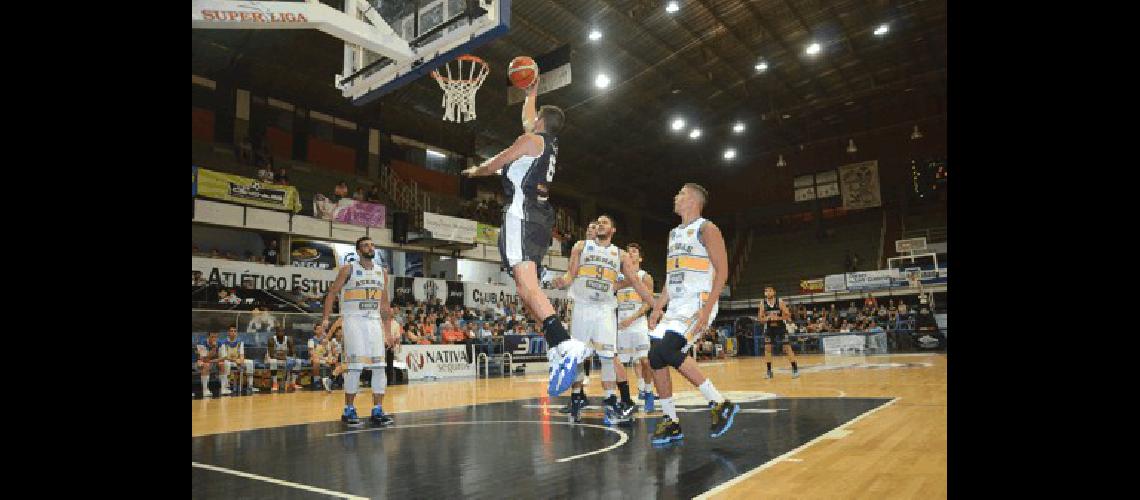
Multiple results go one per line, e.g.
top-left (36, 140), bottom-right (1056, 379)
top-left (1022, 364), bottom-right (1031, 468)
top-left (599, 356), bottom-right (617, 382)
top-left (370, 367), bottom-right (386, 394)
top-left (343, 369), bottom-right (362, 394)
top-left (648, 333), bottom-right (687, 370)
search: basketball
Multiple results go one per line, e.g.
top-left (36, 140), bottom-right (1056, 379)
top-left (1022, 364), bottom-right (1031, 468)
top-left (509, 56), bottom-right (538, 89)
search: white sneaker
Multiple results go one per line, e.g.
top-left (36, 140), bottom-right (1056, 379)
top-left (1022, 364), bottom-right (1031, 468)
top-left (322, 377), bottom-right (331, 392)
top-left (547, 339), bottom-right (587, 396)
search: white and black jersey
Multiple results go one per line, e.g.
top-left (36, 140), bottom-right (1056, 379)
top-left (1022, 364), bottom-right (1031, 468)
top-left (498, 132), bottom-right (557, 274)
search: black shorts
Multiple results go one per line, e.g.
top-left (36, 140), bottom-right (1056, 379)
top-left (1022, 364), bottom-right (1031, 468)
top-left (499, 205), bottom-right (553, 278)
top-left (764, 323), bottom-right (786, 342)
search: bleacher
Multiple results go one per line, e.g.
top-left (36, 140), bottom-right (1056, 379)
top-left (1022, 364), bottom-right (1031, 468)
top-left (734, 209), bottom-right (884, 298)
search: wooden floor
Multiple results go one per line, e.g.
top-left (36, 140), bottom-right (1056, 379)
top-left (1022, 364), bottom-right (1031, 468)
top-left (192, 353), bottom-right (947, 499)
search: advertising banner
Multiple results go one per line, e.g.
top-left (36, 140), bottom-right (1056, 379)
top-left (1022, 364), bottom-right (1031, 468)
top-left (397, 344), bottom-right (474, 380)
top-left (195, 167), bottom-right (302, 212)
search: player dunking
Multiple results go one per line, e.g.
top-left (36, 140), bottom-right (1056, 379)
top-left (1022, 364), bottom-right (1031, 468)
top-left (462, 75), bottom-right (627, 397)
top-left (552, 215), bottom-right (655, 423)
top-left (759, 285), bottom-right (799, 378)
top-left (322, 236), bottom-right (400, 426)
top-left (647, 183), bottom-right (740, 445)
top-left (615, 242), bottom-right (657, 412)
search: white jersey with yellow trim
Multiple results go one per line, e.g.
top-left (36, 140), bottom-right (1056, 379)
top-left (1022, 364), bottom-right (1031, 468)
top-left (338, 260), bottom-right (386, 318)
top-left (616, 269), bottom-right (650, 332)
top-left (569, 241), bottom-right (621, 305)
top-left (652, 217), bottom-right (717, 341)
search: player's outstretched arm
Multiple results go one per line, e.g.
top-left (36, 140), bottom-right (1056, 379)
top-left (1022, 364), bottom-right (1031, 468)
top-left (699, 221), bottom-right (729, 310)
top-left (521, 75), bottom-right (540, 132)
top-left (322, 264), bottom-right (353, 330)
top-left (553, 241), bottom-right (583, 289)
top-left (620, 250), bottom-right (656, 305)
top-left (462, 133), bottom-right (540, 177)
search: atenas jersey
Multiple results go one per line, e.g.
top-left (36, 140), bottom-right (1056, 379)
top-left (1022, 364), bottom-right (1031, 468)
top-left (570, 241), bottom-right (621, 305)
top-left (339, 260), bottom-right (386, 318)
top-left (664, 218), bottom-right (715, 315)
top-left (617, 270), bottom-right (650, 331)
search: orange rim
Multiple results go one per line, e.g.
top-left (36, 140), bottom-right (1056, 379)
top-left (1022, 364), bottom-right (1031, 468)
top-left (431, 54), bottom-right (489, 83)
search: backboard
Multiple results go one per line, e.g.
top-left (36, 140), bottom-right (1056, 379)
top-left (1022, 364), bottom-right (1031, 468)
top-left (337, 0), bottom-right (509, 106)
top-left (191, 0), bottom-right (508, 106)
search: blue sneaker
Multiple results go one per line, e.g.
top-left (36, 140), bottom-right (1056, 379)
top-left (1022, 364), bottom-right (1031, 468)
top-left (645, 391), bottom-right (656, 413)
top-left (547, 339), bottom-right (587, 397)
top-left (709, 400), bottom-right (740, 438)
top-left (370, 406), bottom-right (394, 426)
top-left (341, 406), bottom-right (360, 425)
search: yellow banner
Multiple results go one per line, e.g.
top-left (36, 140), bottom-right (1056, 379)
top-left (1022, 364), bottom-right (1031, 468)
top-left (475, 223), bottom-right (499, 245)
top-left (195, 168), bottom-right (301, 212)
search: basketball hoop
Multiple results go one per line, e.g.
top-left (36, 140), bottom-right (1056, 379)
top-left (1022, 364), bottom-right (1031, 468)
top-left (432, 55), bottom-right (489, 123)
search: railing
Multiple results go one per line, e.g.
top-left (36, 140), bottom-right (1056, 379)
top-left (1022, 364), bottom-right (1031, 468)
top-left (503, 352), bottom-right (513, 375)
top-left (901, 226), bottom-right (947, 244)
top-left (477, 352), bottom-right (489, 378)
top-left (378, 162), bottom-right (433, 227)
top-left (878, 210), bottom-right (887, 269)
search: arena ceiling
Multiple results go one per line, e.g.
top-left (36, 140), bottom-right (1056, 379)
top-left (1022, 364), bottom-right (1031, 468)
top-left (193, 0), bottom-right (947, 218)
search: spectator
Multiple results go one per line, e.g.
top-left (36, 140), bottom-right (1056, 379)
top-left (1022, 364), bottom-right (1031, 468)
top-left (220, 326), bottom-right (255, 396)
top-left (219, 289), bottom-right (241, 305)
top-left (263, 240), bottom-right (280, 265)
top-left (353, 186), bottom-right (366, 201)
top-left (334, 181), bottom-right (349, 202)
top-left (366, 185), bottom-right (382, 203)
top-left (209, 249), bottom-right (221, 259)
top-left (195, 331), bottom-right (225, 398)
top-left (266, 326), bottom-right (298, 393)
top-left (192, 271), bottom-right (205, 286)
top-left (441, 320), bottom-right (464, 344)
top-left (257, 162), bottom-right (275, 183)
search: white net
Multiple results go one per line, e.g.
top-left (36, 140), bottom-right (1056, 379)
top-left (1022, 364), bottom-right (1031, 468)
top-left (433, 55), bottom-right (489, 123)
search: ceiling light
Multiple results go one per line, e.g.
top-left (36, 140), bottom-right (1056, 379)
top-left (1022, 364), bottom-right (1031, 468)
top-left (782, 114), bottom-right (791, 119)
top-left (671, 118), bottom-right (685, 131)
top-left (911, 125), bottom-right (924, 140)
top-left (733, 122), bottom-right (745, 133)
top-left (689, 128), bottom-right (702, 139)
top-left (776, 154), bottom-right (786, 167)
top-left (874, 24), bottom-right (890, 36)
top-left (846, 139), bottom-right (857, 153)
top-left (666, 1), bottom-right (679, 13)
top-left (754, 61), bottom-right (768, 72)
top-left (805, 42), bottom-right (821, 55)
top-left (589, 29), bottom-right (602, 41)
top-left (426, 149), bottom-right (446, 158)
top-left (723, 148), bottom-right (736, 160)
top-left (594, 73), bottom-right (611, 88)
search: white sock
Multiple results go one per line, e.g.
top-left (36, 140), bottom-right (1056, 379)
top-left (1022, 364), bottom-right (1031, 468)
top-left (200, 375), bottom-right (209, 391)
top-left (638, 380), bottom-right (648, 393)
top-left (698, 380), bottom-right (723, 404)
top-left (604, 389), bottom-right (615, 400)
top-left (661, 398), bottom-right (677, 421)
top-left (247, 374), bottom-right (254, 387)
top-left (271, 373), bottom-right (278, 385)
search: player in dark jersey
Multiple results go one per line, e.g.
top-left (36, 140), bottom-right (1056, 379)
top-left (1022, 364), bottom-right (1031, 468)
top-left (462, 75), bottom-right (595, 397)
top-left (758, 285), bottom-right (798, 378)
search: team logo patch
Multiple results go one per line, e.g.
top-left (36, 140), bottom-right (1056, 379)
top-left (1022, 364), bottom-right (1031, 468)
top-left (687, 229), bottom-right (695, 237)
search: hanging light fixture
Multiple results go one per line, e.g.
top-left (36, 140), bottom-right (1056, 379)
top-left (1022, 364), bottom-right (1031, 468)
top-left (910, 125), bottom-right (923, 140)
top-left (776, 154), bottom-right (786, 167)
top-left (846, 139), bottom-right (857, 153)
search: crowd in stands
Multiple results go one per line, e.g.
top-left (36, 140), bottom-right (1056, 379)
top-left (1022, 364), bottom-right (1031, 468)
top-left (192, 239), bottom-right (281, 266)
top-left (460, 197), bottom-right (504, 226)
top-left (193, 295), bottom-right (572, 398)
top-left (781, 296), bottom-right (928, 335)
